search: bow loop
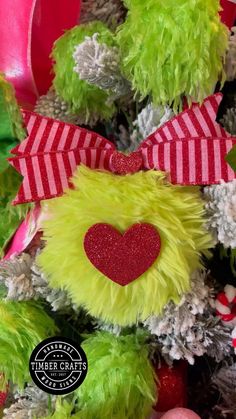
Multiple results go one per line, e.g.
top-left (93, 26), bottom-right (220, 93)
top-left (140, 94), bottom-right (230, 148)
top-left (0, 0), bottom-right (81, 107)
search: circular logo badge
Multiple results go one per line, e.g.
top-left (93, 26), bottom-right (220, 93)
top-left (29, 337), bottom-right (88, 395)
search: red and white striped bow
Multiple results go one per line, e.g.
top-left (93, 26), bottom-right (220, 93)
top-left (9, 93), bottom-right (236, 205)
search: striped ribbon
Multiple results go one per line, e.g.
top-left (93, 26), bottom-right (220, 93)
top-left (216, 285), bottom-right (236, 325)
top-left (232, 326), bottom-right (236, 351)
top-left (9, 93), bottom-right (236, 205)
top-left (216, 284), bottom-right (236, 352)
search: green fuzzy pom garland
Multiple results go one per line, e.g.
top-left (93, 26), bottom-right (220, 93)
top-left (41, 332), bottom-right (156, 419)
top-left (0, 300), bottom-right (57, 388)
top-left (116, 0), bottom-right (228, 109)
top-left (52, 22), bottom-right (117, 123)
top-left (75, 332), bottom-right (156, 419)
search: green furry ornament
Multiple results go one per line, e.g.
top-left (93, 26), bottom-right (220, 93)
top-left (38, 331), bottom-right (157, 419)
top-left (40, 400), bottom-right (74, 419)
top-left (39, 166), bottom-right (212, 326)
top-left (52, 22), bottom-right (116, 123)
top-left (117, 0), bottom-right (228, 108)
top-left (0, 300), bottom-right (57, 387)
top-left (39, 333), bottom-right (156, 419)
top-left (76, 332), bottom-right (156, 419)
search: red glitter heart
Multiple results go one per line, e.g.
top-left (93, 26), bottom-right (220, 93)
top-left (84, 223), bottom-right (161, 286)
top-left (111, 151), bottom-right (143, 175)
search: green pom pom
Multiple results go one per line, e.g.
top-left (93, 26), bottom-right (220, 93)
top-left (52, 22), bottom-right (117, 123)
top-left (0, 300), bottom-right (57, 387)
top-left (117, 0), bottom-right (228, 109)
top-left (74, 332), bottom-right (156, 419)
top-left (40, 400), bottom-right (73, 419)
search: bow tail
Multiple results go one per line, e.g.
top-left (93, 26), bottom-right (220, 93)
top-left (141, 138), bottom-right (236, 185)
top-left (9, 148), bottom-right (113, 204)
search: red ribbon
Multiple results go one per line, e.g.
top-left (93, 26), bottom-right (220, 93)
top-left (9, 93), bottom-right (236, 205)
top-left (0, 0), bottom-right (81, 108)
top-left (220, 0), bottom-right (236, 29)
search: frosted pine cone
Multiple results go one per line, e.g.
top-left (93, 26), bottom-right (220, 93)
top-left (133, 103), bottom-right (174, 139)
top-left (225, 27), bottom-right (236, 82)
top-left (3, 384), bottom-right (55, 419)
top-left (221, 107), bottom-right (236, 136)
top-left (31, 262), bottom-right (74, 312)
top-left (0, 253), bottom-right (75, 312)
top-left (144, 271), bottom-right (231, 364)
top-left (115, 103), bottom-right (174, 152)
top-left (80, 0), bottom-right (126, 29)
top-left (212, 363), bottom-right (236, 416)
top-left (204, 180), bottom-right (236, 249)
top-left (0, 254), bottom-right (35, 300)
top-left (73, 33), bottom-right (130, 99)
top-left (35, 91), bottom-right (79, 124)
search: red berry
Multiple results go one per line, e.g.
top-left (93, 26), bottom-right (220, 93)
top-left (154, 362), bottom-right (188, 412)
top-left (0, 391), bottom-right (7, 407)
